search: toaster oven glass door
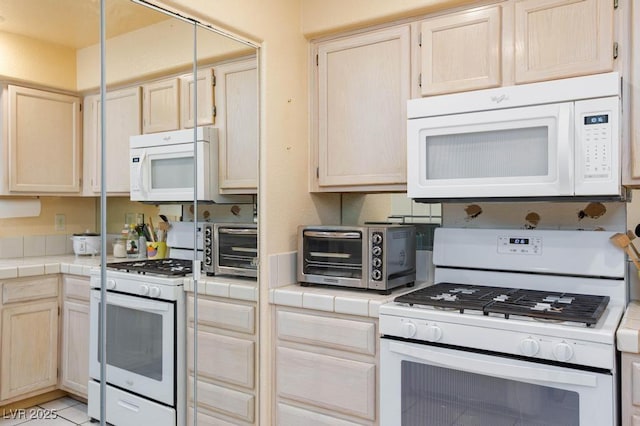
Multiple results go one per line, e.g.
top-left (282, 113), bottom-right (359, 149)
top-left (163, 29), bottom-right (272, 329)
top-left (216, 227), bottom-right (258, 271)
top-left (303, 230), bottom-right (364, 278)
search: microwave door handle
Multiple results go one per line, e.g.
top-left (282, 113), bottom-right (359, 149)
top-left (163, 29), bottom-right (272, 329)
top-left (137, 150), bottom-right (147, 196)
top-left (557, 104), bottom-right (574, 194)
top-left (303, 231), bottom-right (361, 239)
top-left (388, 341), bottom-right (597, 388)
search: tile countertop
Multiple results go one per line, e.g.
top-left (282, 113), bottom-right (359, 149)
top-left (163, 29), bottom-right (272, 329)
top-left (0, 254), bottom-right (108, 279)
top-left (269, 282), bottom-right (430, 318)
top-left (617, 301), bottom-right (640, 353)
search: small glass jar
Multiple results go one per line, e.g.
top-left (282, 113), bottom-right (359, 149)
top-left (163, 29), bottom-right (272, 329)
top-left (113, 238), bottom-right (127, 258)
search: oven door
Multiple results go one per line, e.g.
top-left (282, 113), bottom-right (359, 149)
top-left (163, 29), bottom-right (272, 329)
top-left (407, 102), bottom-right (574, 199)
top-left (380, 338), bottom-right (614, 426)
top-left (89, 289), bottom-right (175, 406)
top-left (214, 225), bottom-right (258, 278)
top-left (130, 141), bottom-right (210, 202)
top-left (298, 229), bottom-right (367, 288)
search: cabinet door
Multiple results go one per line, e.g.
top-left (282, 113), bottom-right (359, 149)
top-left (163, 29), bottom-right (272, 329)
top-left (180, 69), bottom-right (215, 128)
top-left (1, 299), bottom-right (58, 401)
top-left (86, 87), bottom-right (141, 193)
top-left (314, 25), bottom-right (410, 190)
top-left (214, 59), bottom-right (258, 194)
top-left (514, 0), bottom-right (613, 84)
top-left (420, 6), bottom-right (501, 96)
top-left (7, 85), bottom-right (81, 193)
top-left (60, 300), bottom-right (89, 397)
top-left (142, 78), bottom-right (180, 133)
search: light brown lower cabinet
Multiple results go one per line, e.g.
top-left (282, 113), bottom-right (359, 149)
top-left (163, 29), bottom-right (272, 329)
top-left (186, 294), bottom-right (257, 425)
top-left (59, 275), bottom-right (91, 398)
top-left (274, 307), bottom-right (378, 426)
top-left (0, 275), bottom-right (59, 404)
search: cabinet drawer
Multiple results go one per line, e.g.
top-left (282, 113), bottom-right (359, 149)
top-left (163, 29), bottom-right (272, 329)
top-left (187, 406), bottom-right (241, 426)
top-left (2, 275), bottom-right (59, 304)
top-left (188, 329), bottom-right (255, 389)
top-left (188, 296), bottom-right (255, 334)
top-left (276, 347), bottom-right (376, 420)
top-left (188, 377), bottom-right (254, 423)
top-left (277, 310), bottom-right (375, 355)
top-left (277, 402), bottom-right (365, 426)
top-left (62, 275), bottom-right (90, 301)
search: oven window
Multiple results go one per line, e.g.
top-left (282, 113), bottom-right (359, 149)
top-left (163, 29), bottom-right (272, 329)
top-left (303, 232), bottom-right (363, 278)
top-left (151, 156), bottom-right (193, 189)
top-left (401, 360), bottom-right (579, 426)
top-left (99, 302), bottom-right (164, 381)
top-left (217, 229), bottom-right (258, 270)
top-left (425, 126), bottom-right (549, 180)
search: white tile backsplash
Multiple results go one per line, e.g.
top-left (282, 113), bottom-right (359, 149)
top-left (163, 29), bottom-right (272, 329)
top-left (0, 237), bottom-right (23, 258)
top-left (45, 234), bottom-right (69, 256)
top-left (23, 235), bottom-right (46, 257)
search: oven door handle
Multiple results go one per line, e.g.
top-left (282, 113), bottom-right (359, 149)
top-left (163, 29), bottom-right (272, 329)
top-left (388, 341), bottom-right (598, 388)
top-left (303, 231), bottom-right (361, 239)
top-left (91, 291), bottom-right (171, 313)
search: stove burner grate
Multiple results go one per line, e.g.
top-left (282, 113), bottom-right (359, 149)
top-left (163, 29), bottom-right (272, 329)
top-left (394, 282), bottom-right (609, 326)
top-left (106, 258), bottom-right (193, 276)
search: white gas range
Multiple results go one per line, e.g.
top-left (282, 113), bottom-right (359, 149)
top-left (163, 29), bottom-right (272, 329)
top-left (87, 258), bottom-right (190, 426)
top-left (379, 228), bottom-right (626, 426)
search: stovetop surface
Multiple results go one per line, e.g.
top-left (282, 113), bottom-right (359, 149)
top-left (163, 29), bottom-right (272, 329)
top-left (106, 258), bottom-right (192, 276)
top-left (394, 282), bottom-right (610, 326)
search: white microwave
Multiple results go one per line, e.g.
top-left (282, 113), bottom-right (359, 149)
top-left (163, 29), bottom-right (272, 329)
top-left (407, 72), bottom-right (622, 201)
top-left (130, 126), bottom-right (252, 203)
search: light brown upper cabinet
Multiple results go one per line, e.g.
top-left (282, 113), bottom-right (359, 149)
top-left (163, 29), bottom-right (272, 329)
top-left (311, 25), bottom-right (411, 192)
top-left (142, 77), bottom-right (180, 134)
top-left (214, 58), bottom-right (258, 194)
top-left (420, 6), bottom-right (502, 96)
top-left (83, 87), bottom-right (142, 195)
top-left (180, 68), bottom-right (215, 129)
top-left (514, 0), bottom-right (613, 84)
top-left (3, 85), bottom-right (81, 194)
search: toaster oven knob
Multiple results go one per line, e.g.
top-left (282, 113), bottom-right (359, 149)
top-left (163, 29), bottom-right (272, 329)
top-left (205, 247), bottom-right (212, 256)
top-left (149, 286), bottom-right (161, 298)
top-left (401, 321), bottom-right (417, 338)
top-left (372, 269), bottom-right (382, 280)
top-left (372, 246), bottom-right (382, 256)
top-left (519, 338), bottom-right (540, 356)
top-left (205, 237), bottom-right (212, 246)
top-left (372, 233), bottom-right (383, 245)
top-left (372, 258), bottom-right (382, 268)
top-left (425, 325), bottom-right (442, 342)
top-left (106, 279), bottom-right (116, 290)
top-left (205, 256), bottom-right (212, 266)
top-left (553, 342), bottom-right (574, 362)
top-left (139, 285), bottom-right (150, 296)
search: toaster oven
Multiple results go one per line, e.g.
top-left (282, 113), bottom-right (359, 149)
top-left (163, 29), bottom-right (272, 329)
top-left (214, 223), bottom-right (258, 278)
top-left (298, 225), bottom-right (416, 293)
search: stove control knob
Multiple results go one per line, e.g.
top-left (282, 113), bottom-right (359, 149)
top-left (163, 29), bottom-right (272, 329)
top-left (149, 286), bottom-right (161, 298)
top-left (519, 338), bottom-right (540, 356)
top-left (106, 279), bottom-right (116, 290)
top-left (401, 321), bottom-right (417, 338)
top-left (553, 342), bottom-right (574, 362)
top-left (425, 325), bottom-right (442, 342)
top-left (139, 285), bottom-right (150, 296)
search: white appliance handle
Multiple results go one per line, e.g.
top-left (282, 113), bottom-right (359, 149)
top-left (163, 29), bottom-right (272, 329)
top-left (556, 103), bottom-right (574, 195)
top-left (388, 341), bottom-right (597, 388)
top-left (91, 290), bottom-right (170, 313)
top-left (137, 150), bottom-right (147, 196)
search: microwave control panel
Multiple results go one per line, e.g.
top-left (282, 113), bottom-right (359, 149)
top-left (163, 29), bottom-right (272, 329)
top-left (581, 113), bottom-right (612, 179)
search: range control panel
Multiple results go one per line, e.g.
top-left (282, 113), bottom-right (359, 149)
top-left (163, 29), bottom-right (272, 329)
top-left (497, 236), bottom-right (542, 255)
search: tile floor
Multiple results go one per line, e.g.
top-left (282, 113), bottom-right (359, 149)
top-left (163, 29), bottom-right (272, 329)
top-left (0, 397), bottom-right (93, 426)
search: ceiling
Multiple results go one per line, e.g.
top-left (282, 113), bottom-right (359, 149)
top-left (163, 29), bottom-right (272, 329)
top-left (0, 0), bottom-right (170, 49)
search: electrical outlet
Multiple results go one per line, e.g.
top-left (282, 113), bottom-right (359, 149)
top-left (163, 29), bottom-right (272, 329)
top-left (55, 214), bottom-right (66, 231)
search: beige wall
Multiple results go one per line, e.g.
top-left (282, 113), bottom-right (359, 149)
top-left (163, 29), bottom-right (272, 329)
top-left (77, 19), bottom-right (252, 91)
top-left (0, 197), bottom-right (96, 237)
top-left (0, 32), bottom-right (77, 91)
